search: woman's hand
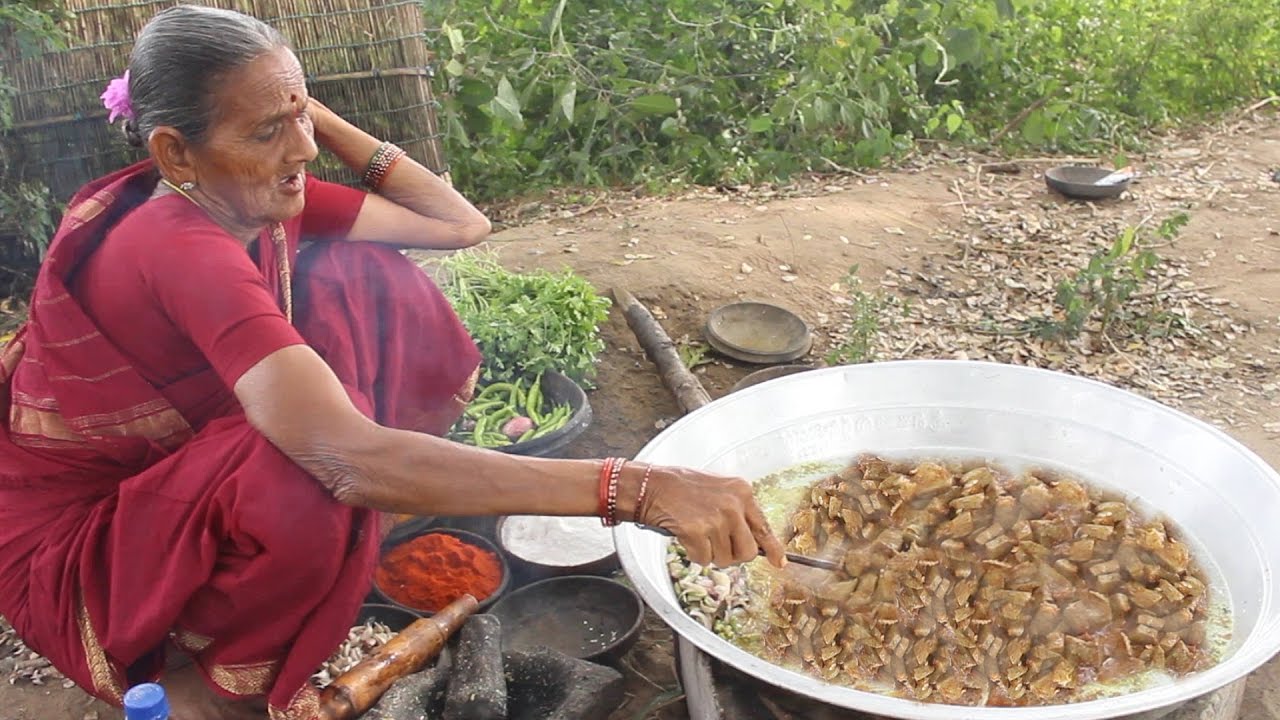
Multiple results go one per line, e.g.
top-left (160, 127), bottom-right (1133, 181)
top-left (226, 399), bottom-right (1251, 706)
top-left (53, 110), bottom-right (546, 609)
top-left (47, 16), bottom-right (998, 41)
top-left (304, 98), bottom-right (342, 147)
top-left (625, 464), bottom-right (787, 569)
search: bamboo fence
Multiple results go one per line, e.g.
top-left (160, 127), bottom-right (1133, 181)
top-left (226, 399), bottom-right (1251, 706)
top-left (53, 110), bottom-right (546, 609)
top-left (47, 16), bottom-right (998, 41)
top-left (4, 0), bottom-right (449, 206)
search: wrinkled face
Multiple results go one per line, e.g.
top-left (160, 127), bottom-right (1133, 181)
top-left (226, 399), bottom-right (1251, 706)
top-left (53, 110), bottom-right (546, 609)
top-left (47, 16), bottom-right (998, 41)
top-left (186, 46), bottom-right (318, 233)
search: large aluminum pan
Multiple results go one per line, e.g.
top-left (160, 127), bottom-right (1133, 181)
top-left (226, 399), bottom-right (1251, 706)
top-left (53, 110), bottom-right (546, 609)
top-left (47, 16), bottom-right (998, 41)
top-left (615, 361), bottom-right (1280, 719)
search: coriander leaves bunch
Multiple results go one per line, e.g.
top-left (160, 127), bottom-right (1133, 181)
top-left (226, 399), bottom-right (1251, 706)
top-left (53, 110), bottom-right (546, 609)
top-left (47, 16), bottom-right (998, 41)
top-left (432, 250), bottom-right (611, 386)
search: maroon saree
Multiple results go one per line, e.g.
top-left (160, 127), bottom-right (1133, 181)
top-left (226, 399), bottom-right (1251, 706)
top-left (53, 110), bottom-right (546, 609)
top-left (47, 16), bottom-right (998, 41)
top-left (0, 160), bottom-right (481, 719)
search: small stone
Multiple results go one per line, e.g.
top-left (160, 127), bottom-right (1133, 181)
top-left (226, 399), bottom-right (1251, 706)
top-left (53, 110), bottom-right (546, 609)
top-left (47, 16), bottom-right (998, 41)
top-left (740, 263), bottom-right (753, 274)
top-left (442, 615), bottom-right (506, 720)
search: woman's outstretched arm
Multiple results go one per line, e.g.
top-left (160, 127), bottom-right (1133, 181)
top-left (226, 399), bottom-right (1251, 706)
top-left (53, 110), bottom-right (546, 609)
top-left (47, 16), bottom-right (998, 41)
top-left (235, 344), bottom-right (786, 569)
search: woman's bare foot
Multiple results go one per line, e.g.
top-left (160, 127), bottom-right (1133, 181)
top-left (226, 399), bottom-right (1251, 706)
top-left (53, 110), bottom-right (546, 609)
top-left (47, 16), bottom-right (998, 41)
top-left (159, 663), bottom-right (267, 720)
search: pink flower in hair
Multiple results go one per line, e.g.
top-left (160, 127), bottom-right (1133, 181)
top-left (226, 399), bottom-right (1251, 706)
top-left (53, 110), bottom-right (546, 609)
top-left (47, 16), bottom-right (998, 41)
top-left (101, 70), bottom-right (134, 123)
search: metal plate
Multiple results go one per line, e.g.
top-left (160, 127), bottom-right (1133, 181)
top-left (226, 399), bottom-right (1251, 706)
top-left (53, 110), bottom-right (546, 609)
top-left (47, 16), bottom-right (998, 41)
top-left (704, 301), bottom-right (813, 364)
top-left (1045, 165), bottom-right (1130, 200)
top-left (614, 360), bottom-right (1280, 720)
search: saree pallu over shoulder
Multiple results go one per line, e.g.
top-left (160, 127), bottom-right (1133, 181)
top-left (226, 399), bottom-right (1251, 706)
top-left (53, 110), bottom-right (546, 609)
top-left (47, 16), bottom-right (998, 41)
top-left (7, 160), bottom-right (195, 471)
top-left (6, 158), bottom-right (303, 472)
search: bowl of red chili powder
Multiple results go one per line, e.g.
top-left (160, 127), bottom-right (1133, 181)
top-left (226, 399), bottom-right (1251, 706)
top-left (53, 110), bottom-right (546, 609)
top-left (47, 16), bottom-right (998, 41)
top-left (372, 528), bottom-right (510, 615)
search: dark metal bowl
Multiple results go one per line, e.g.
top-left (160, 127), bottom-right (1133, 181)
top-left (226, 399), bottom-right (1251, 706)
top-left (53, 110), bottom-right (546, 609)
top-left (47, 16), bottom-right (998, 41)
top-left (705, 301), bottom-right (812, 365)
top-left (1044, 165), bottom-right (1130, 200)
top-left (373, 527), bottom-right (511, 616)
top-left (494, 370), bottom-right (593, 458)
top-left (356, 603), bottom-right (421, 632)
top-left (485, 575), bottom-right (645, 665)
top-left (494, 515), bottom-right (620, 588)
top-left (352, 604), bottom-right (452, 668)
top-left (730, 363), bottom-right (816, 393)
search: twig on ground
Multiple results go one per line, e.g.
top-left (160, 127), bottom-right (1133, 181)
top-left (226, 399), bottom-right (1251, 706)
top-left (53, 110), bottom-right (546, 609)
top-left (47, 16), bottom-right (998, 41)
top-left (1129, 284), bottom-right (1224, 301)
top-left (621, 657), bottom-right (666, 691)
top-left (819, 156), bottom-right (875, 179)
top-left (950, 180), bottom-right (969, 215)
top-left (991, 96), bottom-right (1052, 145)
top-left (980, 157), bottom-right (1102, 170)
top-left (1241, 96), bottom-right (1279, 114)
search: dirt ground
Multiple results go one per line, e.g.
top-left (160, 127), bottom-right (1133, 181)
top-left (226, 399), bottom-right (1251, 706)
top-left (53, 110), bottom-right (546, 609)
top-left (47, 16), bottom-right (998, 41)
top-left (492, 113), bottom-right (1280, 720)
top-left (2, 113), bottom-right (1279, 719)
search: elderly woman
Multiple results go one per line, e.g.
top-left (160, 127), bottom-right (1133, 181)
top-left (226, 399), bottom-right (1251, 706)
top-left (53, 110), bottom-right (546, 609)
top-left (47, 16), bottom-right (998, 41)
top-left (0, 5), bottom-right (784, 720)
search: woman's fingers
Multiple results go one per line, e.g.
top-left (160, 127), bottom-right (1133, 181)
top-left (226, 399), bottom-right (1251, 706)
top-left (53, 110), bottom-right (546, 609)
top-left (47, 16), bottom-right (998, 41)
top-left (637, 464), bottom-right (785, 568)
top-left (708, 512), bottom-right (739, 567)
top-left (722, 475), bottom-right (785, 567)
top-left (746, 500), bottom-right (787, 568)
top-left (728, 512), bottom-right (759, 565)
top-left (681, 528), bottom-right (713, 566)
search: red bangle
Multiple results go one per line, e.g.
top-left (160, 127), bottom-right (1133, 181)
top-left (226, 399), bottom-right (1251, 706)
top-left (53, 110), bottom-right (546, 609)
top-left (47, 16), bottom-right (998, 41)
top-left (597, 458), bottom-right (616, 523)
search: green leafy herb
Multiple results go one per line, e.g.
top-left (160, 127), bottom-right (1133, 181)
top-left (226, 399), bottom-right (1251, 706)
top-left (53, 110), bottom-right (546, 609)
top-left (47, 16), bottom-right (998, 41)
top-left (430, 249), bottom-right (612, 385)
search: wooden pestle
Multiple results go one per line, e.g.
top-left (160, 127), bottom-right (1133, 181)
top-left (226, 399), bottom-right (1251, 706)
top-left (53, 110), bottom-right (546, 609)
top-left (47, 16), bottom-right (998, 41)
top-left (318, 593), bottom-right (479, 720)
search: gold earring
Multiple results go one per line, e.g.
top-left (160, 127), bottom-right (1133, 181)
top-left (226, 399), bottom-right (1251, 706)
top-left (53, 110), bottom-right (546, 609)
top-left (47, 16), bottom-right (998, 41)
top-left (161, 179), bottom-right (198, 205)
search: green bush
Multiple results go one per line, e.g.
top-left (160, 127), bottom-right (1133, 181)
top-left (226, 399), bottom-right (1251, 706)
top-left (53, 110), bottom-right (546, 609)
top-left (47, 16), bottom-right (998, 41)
top-left (426, 0), bottom-right (1279, 201)
top-left (0, 0), bottom-right (71, 297)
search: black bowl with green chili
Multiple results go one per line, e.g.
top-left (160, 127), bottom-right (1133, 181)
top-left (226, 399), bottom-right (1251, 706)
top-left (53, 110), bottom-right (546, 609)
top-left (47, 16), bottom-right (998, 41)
top-left (449, 370), bottom-right (592, 458)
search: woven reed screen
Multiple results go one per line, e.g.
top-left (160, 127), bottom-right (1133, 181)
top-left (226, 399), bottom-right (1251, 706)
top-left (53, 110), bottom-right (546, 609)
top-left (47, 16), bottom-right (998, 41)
top-left (5, 0), bottom-right (448, 204)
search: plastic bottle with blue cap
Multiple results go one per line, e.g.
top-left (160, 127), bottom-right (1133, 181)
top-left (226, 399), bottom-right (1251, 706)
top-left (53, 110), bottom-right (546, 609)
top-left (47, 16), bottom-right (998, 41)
top-left (123, 682), bottom-right (170, 720)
